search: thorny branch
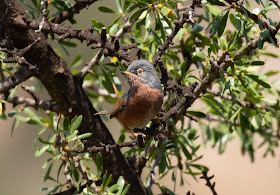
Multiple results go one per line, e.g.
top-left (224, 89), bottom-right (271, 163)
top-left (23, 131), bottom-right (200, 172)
top-left (13, 16), bottom-right (134, 62)
top-left (52, 0), bottom-right (99, 24)
top-left (70, 139), bottom-right (138, 154)
top-left (200, 171), bottom-right (217, 195)
top-left (79, 13), bottom-right (141, 78)
top-left (0, 67), bottom-right (33, 94)
top-left (1, 0), bottom-right (280, 194)
top-left (152, 0), bottom-right (202, 66)
top-left (63, 145), bottom-right (99, 193)
top-left (8, 96), bottom-right (59, 112)
top-left (145, 152), bottom-right (161, 193)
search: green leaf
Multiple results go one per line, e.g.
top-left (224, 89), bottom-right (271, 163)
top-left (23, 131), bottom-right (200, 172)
top-left (70, 55), bottom-right (82, 69)
top-left (180, 142), bottom-right (192, 159)
top-left (58, 40), bottom-right (77, 47)
top-left (107, 184), bottom-right (119, 193)
top-left (73, 167), bottom-right (80, 182)
top-left (7, 86), bottom-right (17, 101)
top-left (63, 117), bottom-right (70, 131)
top-left (189, 164), bottom-right (209, 172)
top-left (264, 4), bottom-right (277, 11)
top-left (129, 8), bottom-right (147, 22)
top-left (70, 115), bottom-right (83, 134)
top-left (57, 161), bottom-right (65, 182)
top-left (104, 174), bottom-right (113, 188)
top-left (98, 6), bottom-right (116, 13)
top-left (139, 10), bottom-right (148, 20)
top-left (91, 19), bottom-right (104, 31)
top-left (250, 61), bottom-right (265, 66)
top-left (38, 136), bottom-right (53, 144)
top-left (218, 10), bottom-right (229, 37)
top-left (118, 133), bottom-right (125, 143)
top-left (247, 74), bottom-right (271, 88)
top-left (116, 0), bottom-right (122, 13)
top-left (8, 110), bottom-right (17, 117)
top-left (24, 107), bottom-right (44, 125)
top-left (159, 153), bottom-right (167, 175)
top-left (147, 28), bottom-right (162, 45)
top-left (116, 176), bottom-right (125, 195)
top-left (186, 111), bottom-right (206, 118)
top-left (229, 106), bottom-right (242, 122)
top-left (205, 4), bottom-right (221, 16)
top-left (96, 152), bottom-right (103, 176)
top-left (207, 0), bottom-right (226, 6)
top-left (35, 145), bottom-right (49, 157)
top-left (121, 184), bottom-right (130, 195)
top-left (192, 51), bottom-right (207, 61)
top-left (101, 69), bottom-right (115, 94)
top-left (77, 133), bottom-right (92, 139)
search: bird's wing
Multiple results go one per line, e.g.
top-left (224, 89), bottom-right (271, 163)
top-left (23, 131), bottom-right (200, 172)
top-left (110, 92), bottom-right (128, 119)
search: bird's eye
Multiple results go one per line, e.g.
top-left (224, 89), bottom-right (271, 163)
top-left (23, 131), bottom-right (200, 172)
top-left (137, 68), bottom-right (143, 75)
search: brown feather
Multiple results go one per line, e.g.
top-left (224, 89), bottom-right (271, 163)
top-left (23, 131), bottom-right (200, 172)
top-left (110, 93), bottom-right (128, 119)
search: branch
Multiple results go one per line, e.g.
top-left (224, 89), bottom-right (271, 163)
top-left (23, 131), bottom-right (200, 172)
top-left (206, 89), bottom-right (269, 112)
top-left (152, 0), bottom-right (202, 66)
top-left (13, 16), bottom-right (134, 62)
top-left (79, 14), bottom-right (141, 78)
top-left (200, 171), bottom-right (218, 195)
top-left (8, 96), bottom-right (59, 112)
top-left (63, 146), bottom-right (99, 193)
top-left (0, 67), bottom-right (33, 94)
top-left (145, 152), bottom-right (161, 193)
top-left (64, 161), bottom-right (74, 189)
top-left (21, 84), bottom-right (40, 103)
top-left (226, 0), bottom-right (276, 35)
top-left (70, 139), bottom-right (138, 154)
top-left (52, 0), bottom-right (99, 24)
top-left (1, 1), bottom-right (147, 193)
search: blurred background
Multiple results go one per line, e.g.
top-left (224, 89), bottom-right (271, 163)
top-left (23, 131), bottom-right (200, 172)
top-left (0, 0), bottom-right (280, 194)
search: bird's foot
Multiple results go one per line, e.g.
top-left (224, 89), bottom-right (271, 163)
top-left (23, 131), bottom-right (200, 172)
top-left (151, 118), bottom-right (163, 126)
top-left (125, 128), bottom-right (146, 147)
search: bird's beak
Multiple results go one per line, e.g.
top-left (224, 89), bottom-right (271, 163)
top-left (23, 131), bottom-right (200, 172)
top-left (121, 71), bottom-right (135, 77)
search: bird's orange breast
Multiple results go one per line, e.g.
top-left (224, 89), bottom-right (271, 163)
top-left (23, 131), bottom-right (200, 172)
top-left (115, 84), bottom-right (163, 129)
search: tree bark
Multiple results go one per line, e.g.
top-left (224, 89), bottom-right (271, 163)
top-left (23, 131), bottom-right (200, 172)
top-left (0, 0), bottom-right (147, 194)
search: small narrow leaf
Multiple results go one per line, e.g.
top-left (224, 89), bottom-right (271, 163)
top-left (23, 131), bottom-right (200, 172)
top-left (77, 133), bottom-right (92, 139)
top-left (98, 6), bottom-right (116, 13)
top-left (218, 11), bottom-right (229, 37)
top-left (247, 74), bottom-right (271, 88)
top-left (96, 152), bottom-right (103, 176)
top-left (70, 115), bottom-right (83, 134)
top-left (35, 145), bottom-right (49, 157)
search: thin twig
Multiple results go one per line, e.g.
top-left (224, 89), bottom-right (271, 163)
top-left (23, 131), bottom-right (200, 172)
top-left (52, 0), bottom-right (99, 24)
top-left (0, 67), bottom-right (33, 94)
top-left (79, 13), bottom-right (141, 78)
top-left (200, 171), bottom-right (217, 195)
top-left (70, 139), bottom-right (138, 153)
top-left (145, 152), bottom-right (161, 193)
top-left (8, 96), bottom-right (59, 112)
top-left (63, 146), bottom-right (99, 193)
top-left (152, 0), bottom-right (201, 67)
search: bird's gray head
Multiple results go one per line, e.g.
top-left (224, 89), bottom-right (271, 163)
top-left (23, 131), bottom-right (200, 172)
top-left (122, 60), bottom-right (162, 91)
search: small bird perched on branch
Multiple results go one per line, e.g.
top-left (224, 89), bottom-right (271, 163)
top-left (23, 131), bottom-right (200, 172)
top-left (96, 60), bottom-right (163, 136)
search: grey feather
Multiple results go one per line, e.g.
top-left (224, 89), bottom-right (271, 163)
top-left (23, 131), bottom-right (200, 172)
top-left (127, 60), bottom-right (162, 90)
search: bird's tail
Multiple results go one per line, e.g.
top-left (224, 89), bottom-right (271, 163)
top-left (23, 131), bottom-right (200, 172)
top-left (94, 110), bottom-right (111, 115)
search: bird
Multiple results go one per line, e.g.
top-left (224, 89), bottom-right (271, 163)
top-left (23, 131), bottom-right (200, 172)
top-left (96, 60), bottom-right (163, 135)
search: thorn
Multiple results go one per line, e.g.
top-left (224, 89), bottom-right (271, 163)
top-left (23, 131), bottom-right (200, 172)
top-left (101, 27), bottom-right (107, 46)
